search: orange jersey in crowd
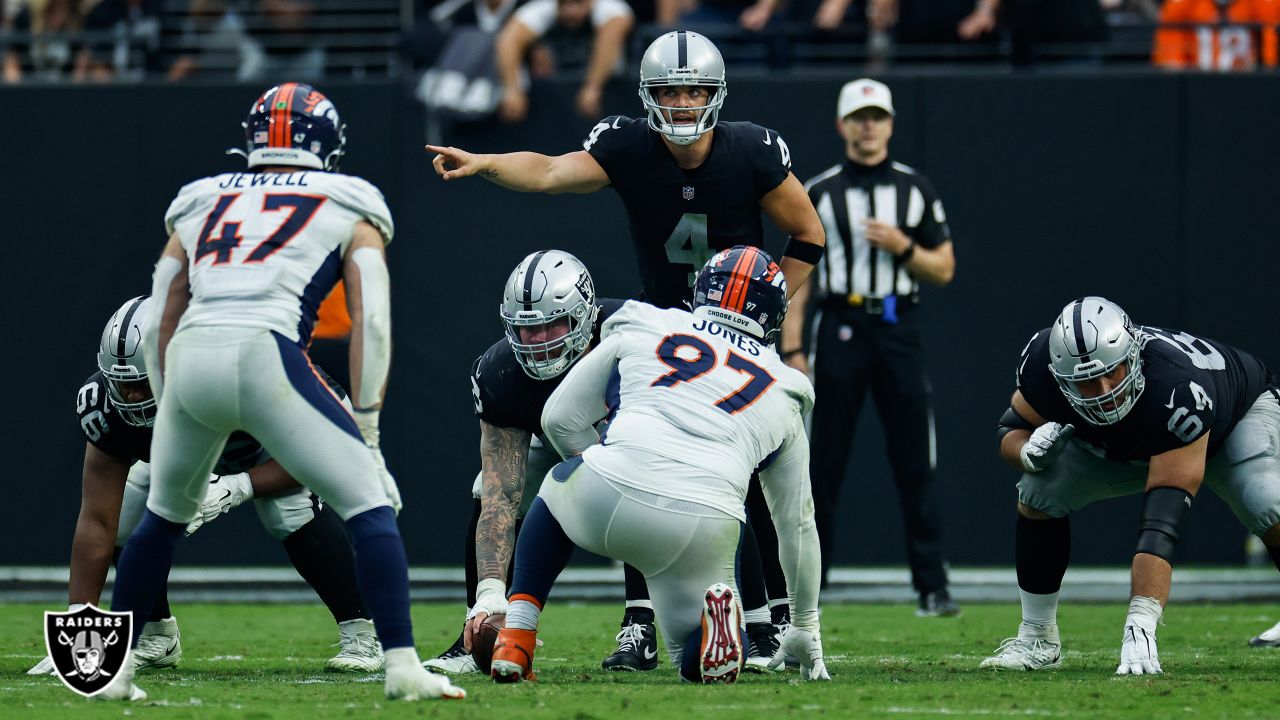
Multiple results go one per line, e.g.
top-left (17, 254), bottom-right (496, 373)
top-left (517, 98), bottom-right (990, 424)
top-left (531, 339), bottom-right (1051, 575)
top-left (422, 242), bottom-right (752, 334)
top-left (314, 281), bottom-right (352, 340)
top-left (1153, 0), bottom-right (1280, 69)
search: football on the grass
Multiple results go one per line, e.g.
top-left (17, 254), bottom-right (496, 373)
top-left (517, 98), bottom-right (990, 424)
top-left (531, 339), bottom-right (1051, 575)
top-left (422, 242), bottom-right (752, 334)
top-left (472, 614), bottom-right (505, 674)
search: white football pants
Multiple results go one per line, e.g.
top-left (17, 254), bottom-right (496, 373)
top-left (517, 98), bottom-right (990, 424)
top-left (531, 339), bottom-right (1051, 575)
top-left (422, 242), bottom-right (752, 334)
top-left (146, 327), bottom-right (391, 524)
top-left (539, 458), bottom-right (742, 664)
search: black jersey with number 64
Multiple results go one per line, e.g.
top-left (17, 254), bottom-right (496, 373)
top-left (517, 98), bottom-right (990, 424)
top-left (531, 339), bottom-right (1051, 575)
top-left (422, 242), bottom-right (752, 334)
top-left (1016, 326), bottom-right (1275, 462)
top-left (583, 116), bottom-right (793, 309)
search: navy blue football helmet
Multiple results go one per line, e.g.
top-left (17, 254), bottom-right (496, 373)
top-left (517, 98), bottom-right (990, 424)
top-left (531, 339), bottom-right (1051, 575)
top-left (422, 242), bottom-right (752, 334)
top-left (228, 83), bottom-right (347, 171)
top-left (692, 245), bottom-right (788, 345)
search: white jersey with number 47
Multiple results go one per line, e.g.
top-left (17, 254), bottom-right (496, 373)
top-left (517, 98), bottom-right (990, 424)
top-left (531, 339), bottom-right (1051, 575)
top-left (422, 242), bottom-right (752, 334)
top-left (164, 170), bottom-right (393, 344)
top-left (556, 301), bottom-right (814, 521)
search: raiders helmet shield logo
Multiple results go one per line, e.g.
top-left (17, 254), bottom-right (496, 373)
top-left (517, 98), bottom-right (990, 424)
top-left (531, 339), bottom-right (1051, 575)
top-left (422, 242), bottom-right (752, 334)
top-left (44, 604), bottom-right (132, 697)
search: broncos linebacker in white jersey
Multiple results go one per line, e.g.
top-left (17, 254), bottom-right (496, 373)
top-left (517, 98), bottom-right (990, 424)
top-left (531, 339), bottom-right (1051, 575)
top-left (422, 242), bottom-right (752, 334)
top-left (486, 246), bottom-right (830, 685)
top-left (99, 83), bottom-right (463, 702)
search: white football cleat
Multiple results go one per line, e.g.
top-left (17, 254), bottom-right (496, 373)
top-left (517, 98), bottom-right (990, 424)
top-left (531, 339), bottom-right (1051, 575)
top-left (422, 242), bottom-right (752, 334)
top-left (1249, 620), bottom-right (1280, 647)
top-left (980, 622), bottom-right (1062, 671)
top-left (327, 618), bottom-right (385, 672)
top-left (132, 617), bottom-right (182, 670)
top-left (386, 663), bottom-right (466, 700)
top-left (94, 656), bottom-right (147, 701)
top-left (27, 655), bottom-right (56, 675)
top-left (422, 634), bottom-right (479, 675)
top-left (698, 583), bottom-right (744, 684)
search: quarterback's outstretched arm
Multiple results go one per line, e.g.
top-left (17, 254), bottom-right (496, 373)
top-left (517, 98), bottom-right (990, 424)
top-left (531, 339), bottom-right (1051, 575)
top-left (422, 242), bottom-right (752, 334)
top-left (541, 333), bottom-right (621, 458)
top-left (427, 145), bottom-right (611, 195)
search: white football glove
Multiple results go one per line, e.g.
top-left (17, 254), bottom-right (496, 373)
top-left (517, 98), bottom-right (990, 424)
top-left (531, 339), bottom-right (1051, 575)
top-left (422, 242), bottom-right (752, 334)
top-left (768, 626), bottom-right (830, 680)
top-left (467, 578), bottom-right (509, 621)
top-left (354, 408), bottom-right (402, 514)
top-left (1116, 596), bottom-right (1163, 676)
top-left (1020, 422), bottom-right (1075, 473)
top-left (185, 472), bottom-right (254, 536)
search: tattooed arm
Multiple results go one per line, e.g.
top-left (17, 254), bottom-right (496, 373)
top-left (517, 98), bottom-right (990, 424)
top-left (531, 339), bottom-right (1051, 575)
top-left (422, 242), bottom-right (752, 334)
top-left (465, 419), bottom-right (530, 650)
top-left (476, 419), bottom-right (531, 581)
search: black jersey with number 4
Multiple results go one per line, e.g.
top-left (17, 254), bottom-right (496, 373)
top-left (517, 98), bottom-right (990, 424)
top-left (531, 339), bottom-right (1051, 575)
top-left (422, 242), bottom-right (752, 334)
top-left (583, 116), bottom-right (792, 309)
top-left (76, 367), bottom-right (347, 475)
top-left (1016, 326), bottom-right (1275, 462)
top-left (472, 299), bottom-right (625, 434)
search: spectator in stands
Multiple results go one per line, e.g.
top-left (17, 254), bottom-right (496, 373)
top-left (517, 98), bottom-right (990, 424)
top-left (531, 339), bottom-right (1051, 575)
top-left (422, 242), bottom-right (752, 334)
top-left (402, 0), bottom-right (520, 70)
top-left (238, 0), bottom-right (324, 81)
top-left (656, 0), bottom-right (785, 31)
top-left (1152, 0), bottom-right (1280, 70)
top-left (79, 0), bottom-right (163, 81)
top-left (3, 0), bottom-right (85, 83)
top-left (957, 0), bottom-right (1107, 65)
top-left (495, 0), bottom-right (633, 123)
top-left (863, 0), bottom-right (995, 42)
top-left (166, 0), bottom-right (245, 81)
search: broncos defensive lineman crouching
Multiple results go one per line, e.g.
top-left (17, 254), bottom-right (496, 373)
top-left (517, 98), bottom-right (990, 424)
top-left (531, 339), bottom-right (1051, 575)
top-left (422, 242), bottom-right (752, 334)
top-left (984, 297), bottom-right (1279, 674)
top-left (99, 83), bottom-right (462, 701)
top-left (487, 246), bottom-right (830, 684)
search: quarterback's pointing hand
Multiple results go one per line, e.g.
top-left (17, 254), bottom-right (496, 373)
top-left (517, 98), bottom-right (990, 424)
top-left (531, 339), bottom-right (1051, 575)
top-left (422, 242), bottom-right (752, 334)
top-left (426, 145), bottom-right (483, 181)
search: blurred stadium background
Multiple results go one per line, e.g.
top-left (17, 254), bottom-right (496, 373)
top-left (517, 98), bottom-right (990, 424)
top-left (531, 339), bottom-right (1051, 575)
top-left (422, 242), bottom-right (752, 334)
top-left (2, 0), bottom-right (1279, 606)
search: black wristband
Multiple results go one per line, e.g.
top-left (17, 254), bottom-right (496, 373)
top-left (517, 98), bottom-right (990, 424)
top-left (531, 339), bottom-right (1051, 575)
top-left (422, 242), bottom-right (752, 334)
top-left (781, 348), bottom-right (804, 359)
top-left (782, 237), bottom-right (825, 265)
top-left (898, 241), bottom-right (916, 262)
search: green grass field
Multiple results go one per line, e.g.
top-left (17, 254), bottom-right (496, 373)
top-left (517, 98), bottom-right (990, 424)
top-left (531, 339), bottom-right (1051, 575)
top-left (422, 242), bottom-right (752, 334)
top-left (4, 602), bottom-right (1279, 719)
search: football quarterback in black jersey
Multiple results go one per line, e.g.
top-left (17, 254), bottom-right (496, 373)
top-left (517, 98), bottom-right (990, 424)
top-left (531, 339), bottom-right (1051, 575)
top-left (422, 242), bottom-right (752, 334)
top-left (29, 296), bottom-right (384, 676)
top-left (426, 29), bottom-right (825, 311)
top-left (983, 296), bottom-right (1279, 675)
top-left (425, 250), bottom-right (668, 675)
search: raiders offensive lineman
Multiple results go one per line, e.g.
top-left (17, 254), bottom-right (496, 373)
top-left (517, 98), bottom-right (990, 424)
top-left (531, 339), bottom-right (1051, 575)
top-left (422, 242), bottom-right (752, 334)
top-left (100, 84), bottom-right (462, 702)
top-left (984, 297), bottom-right (1279, 674)
top-left (488, 246), bottom-right (829, 685)
top-left (428, 29), bottom-right (822, 670)
top-left (29, 296), bottom-right (382, 677)
top-left (426, 251), bottom-right (644, 675)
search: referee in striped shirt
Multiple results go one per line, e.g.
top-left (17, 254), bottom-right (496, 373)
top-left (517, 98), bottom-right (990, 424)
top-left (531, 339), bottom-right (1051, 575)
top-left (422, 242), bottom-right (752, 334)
top-left (780, 78), bottom-right (959, 616)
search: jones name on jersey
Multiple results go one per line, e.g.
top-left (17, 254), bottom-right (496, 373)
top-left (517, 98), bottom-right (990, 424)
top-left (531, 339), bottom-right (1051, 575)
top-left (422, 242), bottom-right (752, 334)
top-left (471, 299), bottom-right (625, 435)
top-left (582, 116), bottom-right (793, 308)
top-left (1018, 326), bottom-right (1275, 461)
top-left (76, 368), bottom-right (346, 475)
top-left (164, 171), bottom-right (393, 346)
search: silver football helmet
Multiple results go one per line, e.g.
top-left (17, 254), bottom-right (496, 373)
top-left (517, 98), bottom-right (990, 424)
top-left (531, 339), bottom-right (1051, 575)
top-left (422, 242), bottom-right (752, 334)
top-left (638, 30), bottom-right (727, 146)
top-left (501, 250), bottom-right (599, 380)
top-left (97, 296), bottom-right (156, 427)
top-left (1047, 296), bottom-right (1146, 426)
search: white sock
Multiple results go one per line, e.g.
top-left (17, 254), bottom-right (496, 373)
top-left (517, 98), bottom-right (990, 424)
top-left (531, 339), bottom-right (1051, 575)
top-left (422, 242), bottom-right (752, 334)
top-left (506, 599), bottom-right (541, 631)
top-left (1019, 589), bottom-right (1060, 635)
top-left (384, 646), bottom-right (422, 671)
top-left (744, 606), bottom-right (770, 625)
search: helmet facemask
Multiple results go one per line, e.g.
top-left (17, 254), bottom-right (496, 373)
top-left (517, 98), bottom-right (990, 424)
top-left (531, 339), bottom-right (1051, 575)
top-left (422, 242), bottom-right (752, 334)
top-left (640, 81), bottom-right (726, 146)
top-left (1047, 297), bottom-right (1147, 426)
top-left (103, 369), bottom-right (156, 428)
top-left (502, 304), bottom-right (594, 380)
top-left (500, 250), bottom-right (600, 381)
top-left (98, 296), bottom-right (156, 428)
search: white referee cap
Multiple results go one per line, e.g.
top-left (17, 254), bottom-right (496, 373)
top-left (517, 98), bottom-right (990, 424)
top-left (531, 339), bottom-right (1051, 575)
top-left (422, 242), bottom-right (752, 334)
top-left (838, 78), bottom-right (895, 118)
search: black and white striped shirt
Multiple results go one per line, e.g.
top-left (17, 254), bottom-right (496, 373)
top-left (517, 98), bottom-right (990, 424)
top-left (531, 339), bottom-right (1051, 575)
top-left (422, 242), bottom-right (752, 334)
top-left (804, 157), bottom-right (950, 299)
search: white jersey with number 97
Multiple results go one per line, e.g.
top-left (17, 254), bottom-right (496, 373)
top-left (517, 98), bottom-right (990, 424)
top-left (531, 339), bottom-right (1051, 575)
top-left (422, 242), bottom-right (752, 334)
top-left (164, 170), bottom-right (393, 345)
top-left (578, 301), bottom-right (814, 521)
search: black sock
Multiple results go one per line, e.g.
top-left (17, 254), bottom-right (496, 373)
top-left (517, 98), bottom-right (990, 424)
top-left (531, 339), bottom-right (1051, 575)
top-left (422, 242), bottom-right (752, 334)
top-left (738, 522), bottom-right (769, 612)
top-left (1267, 544), bottom-right (1280, 574)
top-left (465, 499), bottom-right (480, 607)
top-left (1016, 513), bottom-right (1071, 595)
top-left (623, 562), bottom-right (650, 604)
top-left (114, 546), bottom-right (169, 622)
top-left (770, 603), bottom-right (790, 626)
top-left (283, 502), bottom-right (367, 623)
